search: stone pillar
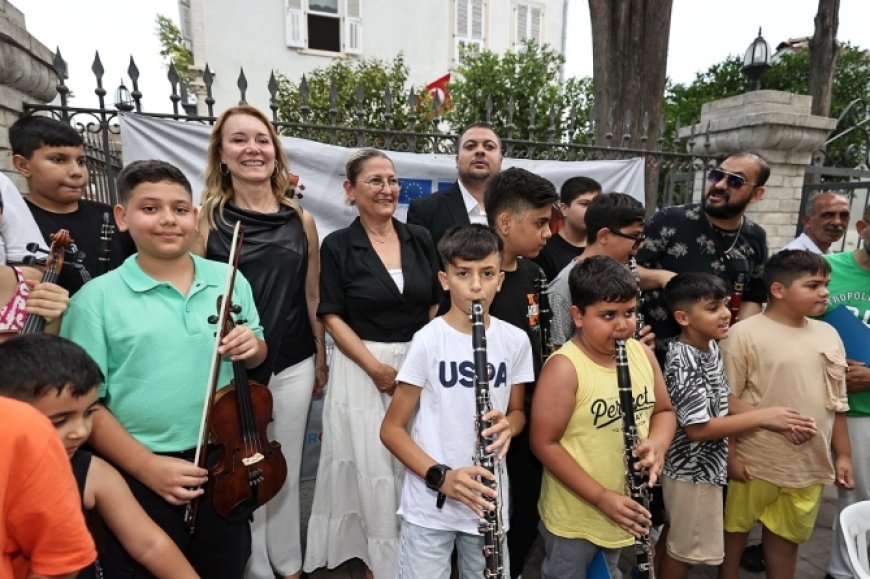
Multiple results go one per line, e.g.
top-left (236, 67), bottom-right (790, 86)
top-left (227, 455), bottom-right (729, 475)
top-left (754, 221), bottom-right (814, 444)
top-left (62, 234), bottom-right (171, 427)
top-left (680, 90), bottom-right (838, 251)
top-left (0, 0), bottom-right (56, 187)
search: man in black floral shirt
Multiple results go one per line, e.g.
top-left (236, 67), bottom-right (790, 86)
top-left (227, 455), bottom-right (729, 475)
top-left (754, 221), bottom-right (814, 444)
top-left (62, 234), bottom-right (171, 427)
top-left (637, 151), bottom-right (770, 364)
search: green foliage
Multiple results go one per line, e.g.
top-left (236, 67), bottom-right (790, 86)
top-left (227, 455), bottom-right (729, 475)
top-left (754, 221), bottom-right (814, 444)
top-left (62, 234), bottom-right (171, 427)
top-left (154, 14), bottom-right (193, 84)
top-left (663, 43), bottom-right (870, 163)
top-left (446, 41), bottom-right (593, 144)
top-left (275, 54), bottom-right (433, 142)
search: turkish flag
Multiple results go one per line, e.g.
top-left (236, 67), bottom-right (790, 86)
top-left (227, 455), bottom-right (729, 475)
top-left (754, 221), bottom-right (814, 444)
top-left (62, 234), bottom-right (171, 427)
top-left (426, 73), bottom-right (451, 111)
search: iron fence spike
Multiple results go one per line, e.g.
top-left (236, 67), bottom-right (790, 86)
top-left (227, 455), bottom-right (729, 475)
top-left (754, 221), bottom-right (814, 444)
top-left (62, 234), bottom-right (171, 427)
top-left (91, 51), bottom-right (104, 80)
top-left (128, 56), bottom-right (140, 82)
top-left (53, 47), bottom-right (68, 80)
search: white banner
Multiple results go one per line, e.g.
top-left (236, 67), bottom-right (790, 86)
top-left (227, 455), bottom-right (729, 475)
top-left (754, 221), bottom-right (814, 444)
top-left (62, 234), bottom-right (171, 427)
top-left (120, 113), bottom-right (646, 241)
top-left (120, 113), bottom-right (646, 479)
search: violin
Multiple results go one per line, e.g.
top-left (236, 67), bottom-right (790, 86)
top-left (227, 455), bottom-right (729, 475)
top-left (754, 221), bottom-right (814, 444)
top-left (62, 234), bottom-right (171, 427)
top-left (205, 298), bottom-right (287, 521)
top-left (185, 221), bottom-right (286, 532)
top-left (20, 229), bottom-right (72, 334)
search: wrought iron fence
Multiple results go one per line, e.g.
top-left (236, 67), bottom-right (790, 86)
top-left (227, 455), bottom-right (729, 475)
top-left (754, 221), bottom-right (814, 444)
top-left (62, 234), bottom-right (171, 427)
top-left (23, 50), bottom-right (721, 207)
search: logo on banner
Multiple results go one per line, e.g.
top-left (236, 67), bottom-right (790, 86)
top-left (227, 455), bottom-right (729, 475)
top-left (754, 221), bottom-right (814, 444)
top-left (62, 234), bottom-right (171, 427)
top-left (399, 178), bottom-right (433, 204)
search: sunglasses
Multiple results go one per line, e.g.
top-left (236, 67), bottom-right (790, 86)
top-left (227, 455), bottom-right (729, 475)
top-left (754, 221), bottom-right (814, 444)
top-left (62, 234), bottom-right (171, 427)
top-left (608, 228), bottom-right (646, 249)
top-left (707, 168), bottom-right (756, 189)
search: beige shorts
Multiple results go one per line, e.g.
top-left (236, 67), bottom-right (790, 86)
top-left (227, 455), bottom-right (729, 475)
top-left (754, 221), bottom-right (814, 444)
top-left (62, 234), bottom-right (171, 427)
top-left (662, 475), bottom-right (724, 565)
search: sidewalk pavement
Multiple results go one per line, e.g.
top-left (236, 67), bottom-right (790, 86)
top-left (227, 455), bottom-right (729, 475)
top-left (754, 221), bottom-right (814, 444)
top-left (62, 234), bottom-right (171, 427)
top-left (300, 481), bottom-right (839, 579)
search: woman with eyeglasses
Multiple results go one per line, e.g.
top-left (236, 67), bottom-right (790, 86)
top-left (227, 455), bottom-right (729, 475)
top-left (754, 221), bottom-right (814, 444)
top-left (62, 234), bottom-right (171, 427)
top-left (195, 104), bottom-right (327, 579)
top-left (304, 148), bottom-right (440, 579)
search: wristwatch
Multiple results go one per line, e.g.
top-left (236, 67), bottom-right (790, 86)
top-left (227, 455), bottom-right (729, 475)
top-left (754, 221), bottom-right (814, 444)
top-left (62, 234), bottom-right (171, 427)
top-left (425, 463), bottom-right (451, 509)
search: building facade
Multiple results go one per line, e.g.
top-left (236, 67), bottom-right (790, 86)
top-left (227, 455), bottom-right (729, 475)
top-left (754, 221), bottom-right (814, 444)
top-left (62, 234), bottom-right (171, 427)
top-left (178, 0), bottom-right (567, 113)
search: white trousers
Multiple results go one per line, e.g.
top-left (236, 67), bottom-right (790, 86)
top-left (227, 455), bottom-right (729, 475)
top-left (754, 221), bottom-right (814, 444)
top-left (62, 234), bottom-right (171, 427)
top-left (827, 415), bottom-right (870, 579)
top-left (245, 356), bottom-right (315, 578)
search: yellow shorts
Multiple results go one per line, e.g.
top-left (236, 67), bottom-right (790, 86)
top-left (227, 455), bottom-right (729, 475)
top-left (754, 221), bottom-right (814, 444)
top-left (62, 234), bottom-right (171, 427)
top-left (723, 479), bottom-right (823, 544)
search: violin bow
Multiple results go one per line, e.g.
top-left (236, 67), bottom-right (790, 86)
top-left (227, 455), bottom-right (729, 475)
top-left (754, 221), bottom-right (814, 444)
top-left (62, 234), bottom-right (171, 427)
top-left (185, 220), bottom-right (244, 531)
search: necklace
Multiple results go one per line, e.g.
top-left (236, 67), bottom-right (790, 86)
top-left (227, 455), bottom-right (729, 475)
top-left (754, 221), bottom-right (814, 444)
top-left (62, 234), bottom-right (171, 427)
top-left (363, 225), bottom-right (392, 245)
top-left (708, 216), bottom-right (745, 255)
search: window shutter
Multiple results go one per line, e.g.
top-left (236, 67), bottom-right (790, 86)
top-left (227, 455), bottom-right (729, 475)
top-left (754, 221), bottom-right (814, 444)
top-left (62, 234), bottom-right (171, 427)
top-left (530, 5), bottom-right (542, 44)
top-left (515, 4), bottom-right (528, 45)
top-left (284, 0), bottom-right (305, 47)
top-left (470, 0), bottom-right (483, 40)
top-left (456, 0), bottom-right (484, 63)
top-left (514, 3), bottom-right (542, 47)
top-left (345, 0), bottom-right (362, 54)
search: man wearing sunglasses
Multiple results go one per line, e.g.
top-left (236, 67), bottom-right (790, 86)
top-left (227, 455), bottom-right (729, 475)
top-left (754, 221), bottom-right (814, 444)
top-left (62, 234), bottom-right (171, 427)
top-left (782, 191), bottom-right (850, 254)
top-left (636, 151), bottom-right (770, 363)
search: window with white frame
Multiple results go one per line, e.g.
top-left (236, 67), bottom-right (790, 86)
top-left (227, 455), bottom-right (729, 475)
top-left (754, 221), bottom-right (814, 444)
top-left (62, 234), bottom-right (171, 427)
top-left (455, 0), bottom-right (484, 64)
top-left (284, 0), bottom-right (362, 54)
top-left (513, 2), bottom-right (543, 48)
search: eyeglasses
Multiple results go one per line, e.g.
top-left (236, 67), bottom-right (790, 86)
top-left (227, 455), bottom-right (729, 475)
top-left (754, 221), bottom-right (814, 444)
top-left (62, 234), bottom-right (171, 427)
top-left (707, 168), bottom-right (756, 190)
top-left (608, 228), bottom-right (646, 249)
top-left (362, 177), bottom-right (401, 192)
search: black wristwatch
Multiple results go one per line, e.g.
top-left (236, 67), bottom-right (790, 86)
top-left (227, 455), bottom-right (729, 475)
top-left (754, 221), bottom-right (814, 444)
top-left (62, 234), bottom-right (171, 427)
top-left (425, 463), bottom-right (451, 509)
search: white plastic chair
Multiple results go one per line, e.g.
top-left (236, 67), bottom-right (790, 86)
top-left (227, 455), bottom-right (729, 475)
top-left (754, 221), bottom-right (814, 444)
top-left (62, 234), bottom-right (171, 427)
top-left (840, 500), bottom-right (870, 579)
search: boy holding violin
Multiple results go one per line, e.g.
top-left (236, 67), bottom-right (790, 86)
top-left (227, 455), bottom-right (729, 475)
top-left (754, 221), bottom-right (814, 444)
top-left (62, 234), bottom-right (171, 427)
top-left (61, 160), bottom-right (266, 578)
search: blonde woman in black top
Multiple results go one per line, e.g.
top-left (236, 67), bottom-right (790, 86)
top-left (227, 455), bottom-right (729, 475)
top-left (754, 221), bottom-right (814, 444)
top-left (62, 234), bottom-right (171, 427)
top-left (195, 104), bottom-right (326, 579)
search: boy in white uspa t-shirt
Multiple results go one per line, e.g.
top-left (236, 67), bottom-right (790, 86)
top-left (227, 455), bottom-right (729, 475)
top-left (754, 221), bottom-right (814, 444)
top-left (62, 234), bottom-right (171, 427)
top-left (381, 224), bottom-right (533, 579)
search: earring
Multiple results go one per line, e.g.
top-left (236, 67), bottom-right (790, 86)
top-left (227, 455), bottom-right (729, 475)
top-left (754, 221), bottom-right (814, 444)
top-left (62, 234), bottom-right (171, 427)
top-left (273, 161), bottom-right (278, 176)
top-left (220, 162), bottom-right (230, 176)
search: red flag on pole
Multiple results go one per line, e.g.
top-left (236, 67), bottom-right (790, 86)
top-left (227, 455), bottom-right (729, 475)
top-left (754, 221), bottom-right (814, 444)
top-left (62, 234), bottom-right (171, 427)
top-left (426, 73), bottom-right (451, 110)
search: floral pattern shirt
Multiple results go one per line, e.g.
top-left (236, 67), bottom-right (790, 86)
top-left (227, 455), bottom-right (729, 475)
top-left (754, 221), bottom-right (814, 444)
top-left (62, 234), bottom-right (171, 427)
top-left (636, 203), bottom-right (768, 353)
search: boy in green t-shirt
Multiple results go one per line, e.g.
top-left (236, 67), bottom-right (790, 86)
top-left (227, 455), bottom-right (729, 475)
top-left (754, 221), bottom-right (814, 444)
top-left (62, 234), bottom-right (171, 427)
top-left (61, 160), bottom-right (265, 578)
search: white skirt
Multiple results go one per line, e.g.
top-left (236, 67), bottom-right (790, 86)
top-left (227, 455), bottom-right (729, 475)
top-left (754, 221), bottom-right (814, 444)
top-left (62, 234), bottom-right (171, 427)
top-left (303, 341), bottom-right (408, 579)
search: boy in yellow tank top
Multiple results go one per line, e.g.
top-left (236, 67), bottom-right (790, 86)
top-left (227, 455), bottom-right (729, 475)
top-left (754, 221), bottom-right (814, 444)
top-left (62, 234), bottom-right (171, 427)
top-left (530, 256), bottom-right (676, 578)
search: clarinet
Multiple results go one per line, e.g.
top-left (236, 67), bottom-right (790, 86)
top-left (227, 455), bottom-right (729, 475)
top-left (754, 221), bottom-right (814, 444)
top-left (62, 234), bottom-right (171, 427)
top-left (628, 257), bottom-right (645, 340)
top-left (98, 211), bottom-right (115, 276)
top-left (728, 272), bottom-right (746, 326)
top-left (471, 300), bottom-right (504, 579)
top-left (615, 339), bottom-right (655, 579)
top-left (535, 269), bottom-right (556, 359)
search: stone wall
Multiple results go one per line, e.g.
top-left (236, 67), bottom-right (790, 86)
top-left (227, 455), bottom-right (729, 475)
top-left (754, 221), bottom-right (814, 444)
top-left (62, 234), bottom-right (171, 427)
top-left (681, 90), bottom-right (838, 251)
top-left (0, 0), bottom-right (56, 189)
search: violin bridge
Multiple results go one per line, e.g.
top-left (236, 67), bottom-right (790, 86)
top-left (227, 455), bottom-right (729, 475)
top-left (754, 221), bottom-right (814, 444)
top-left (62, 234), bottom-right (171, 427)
top-left (242, 452), bottom-right (265, 466)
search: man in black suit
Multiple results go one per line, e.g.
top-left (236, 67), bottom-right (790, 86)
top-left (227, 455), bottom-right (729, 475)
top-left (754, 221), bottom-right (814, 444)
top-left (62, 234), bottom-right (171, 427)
top-left (407, 121), bottom-right (502, 245)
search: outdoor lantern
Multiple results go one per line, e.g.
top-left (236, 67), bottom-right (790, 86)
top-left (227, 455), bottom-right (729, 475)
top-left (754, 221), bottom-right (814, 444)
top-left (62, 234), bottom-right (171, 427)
top-left (114, 81), bottom-right (134, 112)
top-left (742, 28), bottom-right (771, 91)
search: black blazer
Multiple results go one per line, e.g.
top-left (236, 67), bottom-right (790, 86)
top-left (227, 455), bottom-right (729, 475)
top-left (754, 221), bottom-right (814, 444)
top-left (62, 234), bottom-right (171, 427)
top-left (318, 217), bottom-right (440, 343)
top-left (405, 182), bottom-right (470, 247)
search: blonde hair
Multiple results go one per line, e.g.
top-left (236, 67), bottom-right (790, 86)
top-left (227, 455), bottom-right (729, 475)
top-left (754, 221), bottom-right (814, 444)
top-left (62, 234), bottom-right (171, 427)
top-left (201, 105), bottom-right (299, 228)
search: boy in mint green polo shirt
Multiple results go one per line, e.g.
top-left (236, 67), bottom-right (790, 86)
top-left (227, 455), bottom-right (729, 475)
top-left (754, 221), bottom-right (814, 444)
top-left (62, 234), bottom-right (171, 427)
top-left (61, 159), bottom-right (266, 579)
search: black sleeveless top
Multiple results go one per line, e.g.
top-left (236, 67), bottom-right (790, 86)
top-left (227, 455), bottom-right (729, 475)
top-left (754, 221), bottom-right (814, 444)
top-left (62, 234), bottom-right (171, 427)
top-left (207, 203), bottom-right (315, 383)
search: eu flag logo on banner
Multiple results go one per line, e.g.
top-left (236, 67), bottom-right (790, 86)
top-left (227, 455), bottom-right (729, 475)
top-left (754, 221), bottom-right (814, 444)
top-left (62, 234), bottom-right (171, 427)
top-left (399, 178), bottom-right (432, 204)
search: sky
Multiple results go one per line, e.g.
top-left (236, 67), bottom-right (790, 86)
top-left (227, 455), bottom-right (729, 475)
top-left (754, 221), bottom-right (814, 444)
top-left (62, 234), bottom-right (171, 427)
top-left (11, 0), bottom-right (870, 115)
top-left (564, 0), bottom-right (870, 84)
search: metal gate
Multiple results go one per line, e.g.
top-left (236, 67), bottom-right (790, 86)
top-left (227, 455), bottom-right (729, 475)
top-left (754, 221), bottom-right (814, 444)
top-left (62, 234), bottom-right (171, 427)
top-left (23, 51), bottom-right (717, 207)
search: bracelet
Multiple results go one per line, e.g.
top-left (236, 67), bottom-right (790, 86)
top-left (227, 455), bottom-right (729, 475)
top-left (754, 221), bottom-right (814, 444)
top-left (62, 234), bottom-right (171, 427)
top-left (314, 336), bottom-right (325, 346)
